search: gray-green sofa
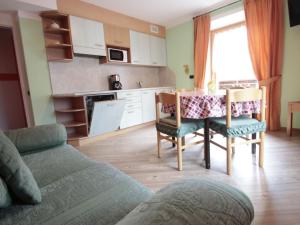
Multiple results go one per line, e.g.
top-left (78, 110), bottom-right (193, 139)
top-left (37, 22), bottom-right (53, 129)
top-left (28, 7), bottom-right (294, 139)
top-left (0, 124), bottom-right (254, 225)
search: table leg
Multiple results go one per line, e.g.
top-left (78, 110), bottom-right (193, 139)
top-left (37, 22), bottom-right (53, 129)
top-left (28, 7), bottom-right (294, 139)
top-left (252, 113), bottom-right (257, 154)
top-left (287, 104), bottom-right (293, 136)
top-left (204, 118), bottom-right (210, 169)
top-left (252, 133), bottom-right (257, 154)
top-left (172, 137), bottom-right (176, 147)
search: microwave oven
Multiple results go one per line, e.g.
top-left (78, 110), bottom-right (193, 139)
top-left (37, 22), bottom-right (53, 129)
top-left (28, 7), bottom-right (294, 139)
top-left (107, 48), bottom-right (129, 63)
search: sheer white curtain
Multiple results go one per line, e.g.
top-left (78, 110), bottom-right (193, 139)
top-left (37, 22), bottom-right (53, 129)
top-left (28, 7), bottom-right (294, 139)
top-left (211, 24), bottom-right (255, 82)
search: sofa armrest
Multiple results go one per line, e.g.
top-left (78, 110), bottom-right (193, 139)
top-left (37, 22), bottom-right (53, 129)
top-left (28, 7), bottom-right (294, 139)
top-left (116, 178), bottom-right (254, 225)
top-left (4, 124), bottom-right (67, 155)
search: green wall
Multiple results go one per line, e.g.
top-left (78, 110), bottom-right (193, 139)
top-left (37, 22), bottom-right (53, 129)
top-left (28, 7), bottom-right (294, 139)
top-left (166, 21), bottom-right (194, 89)
top-left (166, 1), bottom-right (300, 128)
top-left (19, 18), bottom-right (56, 126)
top-left (281, 4), bottom-right (300, 128)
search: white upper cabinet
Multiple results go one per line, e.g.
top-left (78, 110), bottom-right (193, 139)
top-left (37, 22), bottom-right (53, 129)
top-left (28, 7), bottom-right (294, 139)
top-left (130, 30), bottom-right (167, 66)
top-left (150, 36), bottom-right (167, 66)
top-left (130, 30), bottom-right (151, 65)
top-left (70, 16), bottom-right (106, 56)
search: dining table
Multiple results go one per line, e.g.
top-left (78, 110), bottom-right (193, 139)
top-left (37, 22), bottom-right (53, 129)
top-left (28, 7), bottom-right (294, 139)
top-left (161, 90), bottom-right (261, 169)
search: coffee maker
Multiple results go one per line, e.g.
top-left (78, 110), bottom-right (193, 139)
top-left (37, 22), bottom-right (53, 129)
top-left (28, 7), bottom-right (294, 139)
top-left (108, 74), bottom-right (123, 90)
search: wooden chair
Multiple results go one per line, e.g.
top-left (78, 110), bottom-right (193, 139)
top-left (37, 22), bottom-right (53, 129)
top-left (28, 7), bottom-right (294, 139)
top-left (208, 87), bottom-right (267, 175)
top-left (155, 92), bottom-right (204, 171)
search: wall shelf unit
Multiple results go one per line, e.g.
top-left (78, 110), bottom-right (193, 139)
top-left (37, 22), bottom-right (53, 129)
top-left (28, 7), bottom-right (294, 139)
top-left (53, 96), bottom-right (88, 145)
top-left (41, 11), bottom-right (73, 62)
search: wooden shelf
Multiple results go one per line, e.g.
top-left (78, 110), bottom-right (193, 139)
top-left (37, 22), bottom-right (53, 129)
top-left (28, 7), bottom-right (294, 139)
top-left (68, 133), bottom-right (88, 141)
top-left (41, 11), bottom-right (69, 19)
top-left (44, 28), bottom-right (70, 34)
top-left (48, 58), bottom-right (73, 62)
top-left (41, 11), bottom-right (73, 62)
top-left (56, 108), bottom-right (85, 113)
top-left (63, 121), bottom-right (87, 128)
top-left (46, 43), bottom-right (72, 48)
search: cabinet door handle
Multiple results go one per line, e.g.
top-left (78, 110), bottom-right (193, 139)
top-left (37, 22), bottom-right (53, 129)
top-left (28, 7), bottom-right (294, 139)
top-left (152, 62), bottom-right (157, 64)
top-left (133, 60), bottom-right (139, 63)
top-left (95, 43), bottom-right (104, 47)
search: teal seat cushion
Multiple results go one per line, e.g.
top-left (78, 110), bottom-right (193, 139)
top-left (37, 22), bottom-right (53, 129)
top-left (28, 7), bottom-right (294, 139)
top-left (209, 116), bottom-right (266, 137)
top-left (4, 124), bottom-right (67, 155)
top-left (116, 178), bottom-right (254, 225)
top-left (0, 131), bottom-right (41, 204)
top-left (0, 178), bottom-right (12, 208)
top-left (156, 117), bottom-right (204, 137)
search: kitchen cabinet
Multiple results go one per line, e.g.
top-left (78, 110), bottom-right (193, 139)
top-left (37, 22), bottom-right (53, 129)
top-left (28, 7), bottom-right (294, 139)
top-left (118, 88), bottom-right (173, 128)
top-left (150, 36), bottom-right (167, 66)
top-left (70, 16), bottom-right (106, 56)
top-left (104, 24), bottom-right (130, 48)
top-left (130, 30), bottom-right (167, 66)
top-left (130, 30), bottom-right (151, 65)
top-left (118, 91), bottom-right (142, 129)
top-left (141, 90), bottom-right (156, 123)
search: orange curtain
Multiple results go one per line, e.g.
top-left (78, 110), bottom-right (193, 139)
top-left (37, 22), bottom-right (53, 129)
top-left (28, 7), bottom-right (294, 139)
top-left (194, 15), bottom-right (211, 89)
top-left (244, 0), bottom-right (284, 131)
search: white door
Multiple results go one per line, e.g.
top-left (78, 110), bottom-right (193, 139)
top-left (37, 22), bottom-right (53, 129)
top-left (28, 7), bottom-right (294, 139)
top-left (141, 90), bottom-right (156, 123)
top-left (130, 31), bottom-right (150, 65)
top-left (150, 36), bottom-right (167, 66)
top-left (70, 16), bottom-right (106, 56)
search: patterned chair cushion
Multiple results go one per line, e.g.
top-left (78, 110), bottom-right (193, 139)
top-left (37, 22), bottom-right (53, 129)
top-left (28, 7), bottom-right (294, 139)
top-left (209, 116), bottom-right (266, 137)
top-left (156, 117), bottom-right (204, 138)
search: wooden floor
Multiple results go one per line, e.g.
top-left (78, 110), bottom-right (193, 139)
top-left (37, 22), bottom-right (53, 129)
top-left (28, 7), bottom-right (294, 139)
top-left (78, 125), bottom-right (300, 225)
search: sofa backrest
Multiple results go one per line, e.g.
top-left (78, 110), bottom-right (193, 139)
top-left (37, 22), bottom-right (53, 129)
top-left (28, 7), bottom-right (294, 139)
top-left (4, 124), bottom-right (67, 155)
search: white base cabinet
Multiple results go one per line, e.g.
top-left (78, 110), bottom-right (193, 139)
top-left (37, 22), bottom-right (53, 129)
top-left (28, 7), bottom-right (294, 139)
top-left (141, 90), bottom-right (156, 123)
top-left (118, 88), bottom-right (173, 129)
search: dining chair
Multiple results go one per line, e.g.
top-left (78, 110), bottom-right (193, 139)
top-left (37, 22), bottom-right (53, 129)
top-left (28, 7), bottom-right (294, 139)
top-left (208, 87), bottom-right (267, 175)
top-left (155, 92), bottom-right (204, 171)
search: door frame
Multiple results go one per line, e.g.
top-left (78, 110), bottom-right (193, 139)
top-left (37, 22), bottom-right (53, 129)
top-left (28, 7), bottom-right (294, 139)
top-left (0, 12), bottom-right (34, 127)
top-left (0, 26), bottom-right (27, 127)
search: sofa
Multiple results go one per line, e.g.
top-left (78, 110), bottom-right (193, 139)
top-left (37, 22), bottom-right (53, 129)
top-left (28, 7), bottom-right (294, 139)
top-left (0, 124), bottom-right (254, 225)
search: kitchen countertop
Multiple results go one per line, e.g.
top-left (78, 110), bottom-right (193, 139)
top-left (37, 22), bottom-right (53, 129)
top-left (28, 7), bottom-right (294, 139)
top-left (52, 86), bottom-right (175, 98)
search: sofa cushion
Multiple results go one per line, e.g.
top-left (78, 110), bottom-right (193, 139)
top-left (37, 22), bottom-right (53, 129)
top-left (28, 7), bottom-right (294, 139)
top-left (4, 124), bottom-right (67, 155)
top-left (116, 178), bottom-right (254, 225)
top-left (0, 178), bottom-right (12, 208)
top-left (22, 145), bottom-right (96, 188)
top-left (0, 131), bottom-right (41, 204)
top-left (0, 151), bottom-right (153, 225)
top-left (209, 116), bottom-right (266, 137)
top-left (156, 117), bottom-right (204, 137)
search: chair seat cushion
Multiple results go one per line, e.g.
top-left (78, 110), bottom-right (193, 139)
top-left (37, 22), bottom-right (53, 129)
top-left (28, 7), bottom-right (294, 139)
top-left (156, 117), bottom-right (204, 137)
top-left (209, 116), bottom-right (266, 137)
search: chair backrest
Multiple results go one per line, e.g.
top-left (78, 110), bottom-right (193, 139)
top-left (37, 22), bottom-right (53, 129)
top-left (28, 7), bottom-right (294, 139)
top-left (226, 87), bottom-right (266, 128)
top-left (155, 92), bottom-right (181, 127)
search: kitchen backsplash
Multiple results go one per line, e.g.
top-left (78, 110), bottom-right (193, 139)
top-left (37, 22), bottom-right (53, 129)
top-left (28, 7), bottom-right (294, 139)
top-left (49, 56), bottom-right (175, 94)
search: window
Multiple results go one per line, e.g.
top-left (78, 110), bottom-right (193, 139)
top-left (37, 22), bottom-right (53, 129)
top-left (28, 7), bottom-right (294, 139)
top-left (207, 10), bottom-right (256, 86)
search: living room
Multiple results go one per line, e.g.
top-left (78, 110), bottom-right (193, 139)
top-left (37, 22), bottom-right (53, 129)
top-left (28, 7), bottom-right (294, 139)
top-left (0, 0), bottom-right (300, 224)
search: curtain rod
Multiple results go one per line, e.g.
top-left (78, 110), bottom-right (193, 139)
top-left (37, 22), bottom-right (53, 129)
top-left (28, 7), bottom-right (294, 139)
top-left (193, 0), bottom-right (242, 19)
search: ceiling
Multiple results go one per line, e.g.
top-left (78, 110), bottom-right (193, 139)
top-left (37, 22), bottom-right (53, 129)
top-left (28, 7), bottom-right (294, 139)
top-left (82, 0), bottom-right (238, 28)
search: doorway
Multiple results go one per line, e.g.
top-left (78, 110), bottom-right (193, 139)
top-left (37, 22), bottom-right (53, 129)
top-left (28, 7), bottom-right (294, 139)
top-left (0, 26), bottom-right (27, 130)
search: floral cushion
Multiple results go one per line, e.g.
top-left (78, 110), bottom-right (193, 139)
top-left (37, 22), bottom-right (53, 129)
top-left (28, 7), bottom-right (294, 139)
top-left (156, 117), bottom-right (204, 137)
top-left (209, 116), bottom-right (266, 137)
